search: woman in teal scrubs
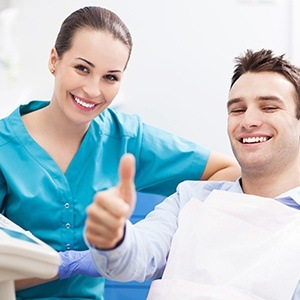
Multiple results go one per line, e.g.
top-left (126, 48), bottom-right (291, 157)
top-left (0, 6), bottom-right (240, 300)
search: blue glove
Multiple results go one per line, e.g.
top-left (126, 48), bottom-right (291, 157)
top-left (58, 250), bottom-right (101, 279)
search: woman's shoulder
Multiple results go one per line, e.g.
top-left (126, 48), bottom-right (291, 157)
top-left (99, 108), bottom-right (141, 122)
top-left (0, 107), bottom-right (20, 146)
top-left (93, 108), bottom-right (142, 136)
top-left (0, 101), bottom-right (47, 147)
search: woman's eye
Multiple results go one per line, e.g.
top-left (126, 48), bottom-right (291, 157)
top-left (74, 65), bottom-right (89, 73)
top-left (105, 74), bottom-right (118, 82)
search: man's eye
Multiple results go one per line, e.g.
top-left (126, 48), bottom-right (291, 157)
top-left (263, 106), bottom-right (277, 111)
top-left (229, 108), bottom-right (246, 114)
top-left (75, 65), bottom-right (89, 73)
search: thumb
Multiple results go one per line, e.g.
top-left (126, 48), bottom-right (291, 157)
top-left (118, 153), bottom-right (136, 217)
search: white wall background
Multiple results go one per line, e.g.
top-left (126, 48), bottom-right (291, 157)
top-left (0, 0), bottom-right (298, 155)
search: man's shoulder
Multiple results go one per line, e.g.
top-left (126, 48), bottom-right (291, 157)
top-left (177, 180), bottom-right (237, 202)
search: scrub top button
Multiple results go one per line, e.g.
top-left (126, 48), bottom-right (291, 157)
top-left (66, 243), bottom-right (71, 250)
top-left (65, 223), bottom-right (71, 229)
top-left (64, 203), bottom-right (70, 209)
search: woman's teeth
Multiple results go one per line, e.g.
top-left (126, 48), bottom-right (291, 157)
top-left (74, 97), bottom-right (96, 108)
top-left (242, 137), bottom-right (267, 144)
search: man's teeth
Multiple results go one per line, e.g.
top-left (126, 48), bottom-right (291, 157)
top-left (74, 97), bottom-right (96, 108)
top-left (242, 137), bottom-right (267, 144)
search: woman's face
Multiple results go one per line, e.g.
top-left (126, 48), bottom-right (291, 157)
top-left (49, 28), bottom-right (129, 125)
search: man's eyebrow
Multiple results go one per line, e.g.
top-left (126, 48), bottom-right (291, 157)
top-left (227, 98), bottom-right (241, 109)
top-left (227, 96), bottom-right (284, 109)
top-left (257, 96), bottom-right (283, 103)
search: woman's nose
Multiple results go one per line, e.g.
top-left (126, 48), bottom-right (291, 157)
top-left (83, 78), bottom-right (101, 98)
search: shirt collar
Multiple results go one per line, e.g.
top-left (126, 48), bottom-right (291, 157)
top-left (277, 186), bottom-right (300, 204)
top-left (227, 178), bottom-right (244, 193)
top-left (232, 177), bottom-right (300, 207)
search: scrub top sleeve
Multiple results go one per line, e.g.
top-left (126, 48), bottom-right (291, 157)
top-left (0, 175), bottom-right (6, 212)
top-left (134, 123), bottom-right (210, 196)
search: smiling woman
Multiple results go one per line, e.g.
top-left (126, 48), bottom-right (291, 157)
top-left (46, 28), bottom-right (129, 127)
top-left (0, 5), bottom-right (240, 300)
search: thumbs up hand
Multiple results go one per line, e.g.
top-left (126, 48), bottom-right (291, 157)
top-left (85, 154), bottom-right (136, 250)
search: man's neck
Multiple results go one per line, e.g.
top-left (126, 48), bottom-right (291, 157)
top-left (241, 170), bottom-right (300, 198)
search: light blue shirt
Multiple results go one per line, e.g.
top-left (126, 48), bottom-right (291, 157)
top-left (0, 101), bottom-right (210, 300)
top-left (89, 179), bottom-right (300, 299)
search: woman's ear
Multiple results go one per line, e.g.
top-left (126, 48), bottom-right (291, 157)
top-left (48, 47), bottom-right (58, 74)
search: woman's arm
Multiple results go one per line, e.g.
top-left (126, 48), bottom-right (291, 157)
top-left (15, 250), bottom-right (101, 291)
top-left (200, 151), bottom-right (241, 181)
top-left (15, 276), bottom-right (58, 291)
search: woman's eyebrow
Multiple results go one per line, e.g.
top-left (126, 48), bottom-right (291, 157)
top-left (76, 57), bottom-right (95, 68)
top-left (75, 57), bottom-right (122, 73)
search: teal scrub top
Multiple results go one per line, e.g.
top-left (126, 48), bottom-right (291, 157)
top-left (0, 101), bottom-right (210, 300)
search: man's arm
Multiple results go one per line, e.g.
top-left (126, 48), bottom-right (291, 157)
top-left (84, 153), bottom-right (180, 282)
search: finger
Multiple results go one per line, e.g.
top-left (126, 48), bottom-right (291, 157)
top-left (92, 189), bottom-right (130, 218)
top-left (85, 229), bottom-right (123, 250)
top-left (85, 216), bottom-right (125, 246)
top-left (119, 153), bottom-right (135, 186)
top-left (86, 200), bottom-right (126, 233)
top-left (85, 202), bottom-right (127, 249)
top-left (118, 154), bottom-right (136, 214)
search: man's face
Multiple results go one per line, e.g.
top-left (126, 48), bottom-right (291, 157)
top-left (227, 71), bottom-right (300, 176)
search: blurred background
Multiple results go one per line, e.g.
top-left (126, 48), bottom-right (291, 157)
top-left (0, 0), bottom-right (299, 156)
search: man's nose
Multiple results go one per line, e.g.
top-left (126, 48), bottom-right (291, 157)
top-left (240, 109), bottom-right (263, 130)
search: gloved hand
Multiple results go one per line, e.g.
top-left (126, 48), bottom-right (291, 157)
top-left (58, 250), bottom-right (101, 279)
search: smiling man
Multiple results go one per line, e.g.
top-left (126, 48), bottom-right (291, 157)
top-left (85, 49), bottom-right (300, 299)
